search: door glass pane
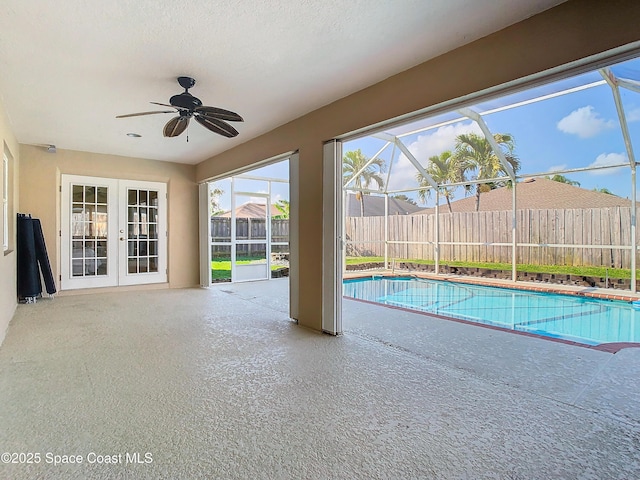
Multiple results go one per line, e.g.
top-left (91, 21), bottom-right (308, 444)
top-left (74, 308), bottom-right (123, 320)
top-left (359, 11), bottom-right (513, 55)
top-left (85, 259), bottom-right (96, 275)
top-left (71, 206), bottom-right (84, 237)
top-left (126, 188), bottom-right (160, 275)
top-left (149, 207), bottom-right (158, 224)
top-left (72, 185), bottom-right (83, 202)
top-left (149, 257), bottom-right (158, 273)
top-left (85, 186), bottom-right (96, 203)
top-left (70, 183), bottom-right (109, 277)
top-left (84, 240), bottom-right (96, 256)
top-left (72, 259), bottom-right (83, 276)
top-left (96, 187), bottom-right (107, 204)
top-left (97, 240), bottom-right (107, 254)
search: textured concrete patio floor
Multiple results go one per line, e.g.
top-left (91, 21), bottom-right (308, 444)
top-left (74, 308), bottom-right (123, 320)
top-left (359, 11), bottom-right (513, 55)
top-left (0, 278), bottom-right (639, 479)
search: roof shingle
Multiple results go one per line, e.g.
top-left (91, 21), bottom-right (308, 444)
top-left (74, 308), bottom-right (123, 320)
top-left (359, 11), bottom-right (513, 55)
top-left (418, 178), bottom-right (630, 214)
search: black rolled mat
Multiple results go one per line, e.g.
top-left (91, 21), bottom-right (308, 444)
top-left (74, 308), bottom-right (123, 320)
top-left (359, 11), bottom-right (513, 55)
top-left (16, 214), bottom-right (42, 299)
top-left (33, 218), bottom-right (56, 295)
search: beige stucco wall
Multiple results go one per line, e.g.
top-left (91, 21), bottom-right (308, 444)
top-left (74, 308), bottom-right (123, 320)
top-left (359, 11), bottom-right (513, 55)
top-left (18, 145), bottom-right (199, 291)
top-left (196, 0), bottom-right (640, 331)
top-left (0, 98), bottom-right (20, 344)
top-left (2, 0), bottom-right (640, 337)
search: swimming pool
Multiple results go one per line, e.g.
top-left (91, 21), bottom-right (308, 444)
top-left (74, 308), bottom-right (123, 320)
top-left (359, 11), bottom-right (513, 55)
top-left (343, 277), bottom-right (640, 346)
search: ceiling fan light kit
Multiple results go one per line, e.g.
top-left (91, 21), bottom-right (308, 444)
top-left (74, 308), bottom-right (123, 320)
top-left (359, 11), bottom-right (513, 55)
top-left (116, 77), bottom-right (243, 139)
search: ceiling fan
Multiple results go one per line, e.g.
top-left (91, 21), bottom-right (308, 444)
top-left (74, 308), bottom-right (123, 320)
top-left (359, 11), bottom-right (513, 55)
top-left (116, 76), bottom-right (243, 138)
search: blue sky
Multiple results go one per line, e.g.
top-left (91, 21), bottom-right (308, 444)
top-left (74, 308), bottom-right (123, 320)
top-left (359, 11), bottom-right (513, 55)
top-left (213, 56), bottom-right (640, 210)
top-left (344, 56), bottom-right (640, 206)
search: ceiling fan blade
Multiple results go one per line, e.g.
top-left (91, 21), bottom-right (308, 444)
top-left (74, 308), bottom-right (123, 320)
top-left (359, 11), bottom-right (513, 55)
top-left (163, 116), bottom-right (189, 137)
top-left (195, 115), bottom-right (239, 138)
top-left (195, 106), bottom-right (243, 122)
top-left (151, 101), bottom-right (187, 111)
top-left (116, 110), bottom-right (174, 118)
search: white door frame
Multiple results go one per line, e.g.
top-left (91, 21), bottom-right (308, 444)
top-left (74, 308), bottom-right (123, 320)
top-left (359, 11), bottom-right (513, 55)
top-left (199, 183), bottom-right (211, 287)
top-left (322, 140), bottom-right (343, 335)
top-left (61, 175), bottom-right (119, 290)
top-left (288, 152), bottom-right (299, 322)
top-left (60, 175), bottom-right (167, 290)
top-left (117, 179), bottom-right (168, 286)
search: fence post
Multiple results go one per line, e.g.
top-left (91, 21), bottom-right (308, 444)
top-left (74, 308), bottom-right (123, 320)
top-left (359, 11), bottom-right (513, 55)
top-left (632, 166), bottom-right (637, 293)
top-left (384, 193), bottom-right (389, 269)
top-left (435, 190), bottom-right (440, 275)
top-left (512, 180), bottom-right (517, 282)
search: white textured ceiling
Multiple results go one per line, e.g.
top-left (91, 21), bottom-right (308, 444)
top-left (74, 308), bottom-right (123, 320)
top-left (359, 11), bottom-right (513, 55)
top-left (0, 0), bottom-right (565, 165)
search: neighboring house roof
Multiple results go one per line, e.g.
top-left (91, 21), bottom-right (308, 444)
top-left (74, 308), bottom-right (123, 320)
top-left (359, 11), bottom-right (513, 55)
top-left (345, 193), bottom-right (423, 217)
top-left (217, 203), bottom-right (282, 218)
top-left (418, 177), bottom-right (631, 214)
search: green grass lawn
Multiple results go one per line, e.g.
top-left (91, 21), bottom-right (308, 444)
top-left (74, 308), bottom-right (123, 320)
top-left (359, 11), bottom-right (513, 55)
top-left (212, 258), bottom-right (285, 280)
top-left (345, 256), bottom-right (632, 279)
top-left (214, 255), bottom-right (631, 280)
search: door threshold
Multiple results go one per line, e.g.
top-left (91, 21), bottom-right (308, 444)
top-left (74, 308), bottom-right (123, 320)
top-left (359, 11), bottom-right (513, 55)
top-left (57, 282), bottom-right (170, 297)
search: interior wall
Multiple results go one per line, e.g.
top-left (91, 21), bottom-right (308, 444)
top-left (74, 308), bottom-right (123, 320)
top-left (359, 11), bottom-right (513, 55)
top-left (18, 145), bottom-right (199, 290)
top-left (0, 98), bottom-right (20, 345)
top-left (196, 0), bottom-right (640, 331)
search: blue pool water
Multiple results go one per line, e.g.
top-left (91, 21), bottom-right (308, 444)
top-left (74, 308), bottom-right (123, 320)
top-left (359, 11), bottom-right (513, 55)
top-left (343, 277), bottom-right (640, 346)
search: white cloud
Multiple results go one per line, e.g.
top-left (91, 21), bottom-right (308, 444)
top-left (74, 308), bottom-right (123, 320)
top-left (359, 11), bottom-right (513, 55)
top-left (587, 152), bottom-right (628, 175)
top-left (557, 106), bottom-right (615, 138)
top-left (627, 107), bottom-right (640, 122)
top-left (547, 164), bottom-right (567, 173)
top-left (387, 121), bottom-right (481, 191)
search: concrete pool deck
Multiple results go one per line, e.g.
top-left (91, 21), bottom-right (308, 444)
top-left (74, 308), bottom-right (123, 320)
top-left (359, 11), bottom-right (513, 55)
top-left (0, 278), bottom-right (639, 478)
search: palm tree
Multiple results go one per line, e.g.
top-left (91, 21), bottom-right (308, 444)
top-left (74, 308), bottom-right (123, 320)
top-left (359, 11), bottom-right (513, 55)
top-left (593, 187), bottom-right (615, 195)
top-left (416, 150), bottom-right (461, 213)
top-left (273, 199), bottom-right (290, 219)
top-left (453, 133), bottom-right (520, 211)
top-left (390, 194), bottom-right (417, 206)
top-left (210, 187), bottom-right (225, 216)
top-left (545, 174), bottom-right (580, 186)
top-left (343, 149), bottom-right (385, 216)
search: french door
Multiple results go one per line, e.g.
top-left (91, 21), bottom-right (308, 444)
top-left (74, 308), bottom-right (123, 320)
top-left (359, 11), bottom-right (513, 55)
top-left (61, 175), bottom-right (167, 290)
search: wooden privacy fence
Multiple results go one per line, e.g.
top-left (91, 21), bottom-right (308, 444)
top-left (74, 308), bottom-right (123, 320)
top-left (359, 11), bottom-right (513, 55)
top-left (345, 207), bottom-right (637, 268)
top-left (211, 217), bottom-right (289, 257)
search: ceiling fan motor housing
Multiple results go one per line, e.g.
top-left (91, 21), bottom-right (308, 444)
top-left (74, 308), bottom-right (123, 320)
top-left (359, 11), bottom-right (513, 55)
top-left (170, 92), bottom-right (203, 110)
top-left (170, 77), bottom-right (201, 110)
